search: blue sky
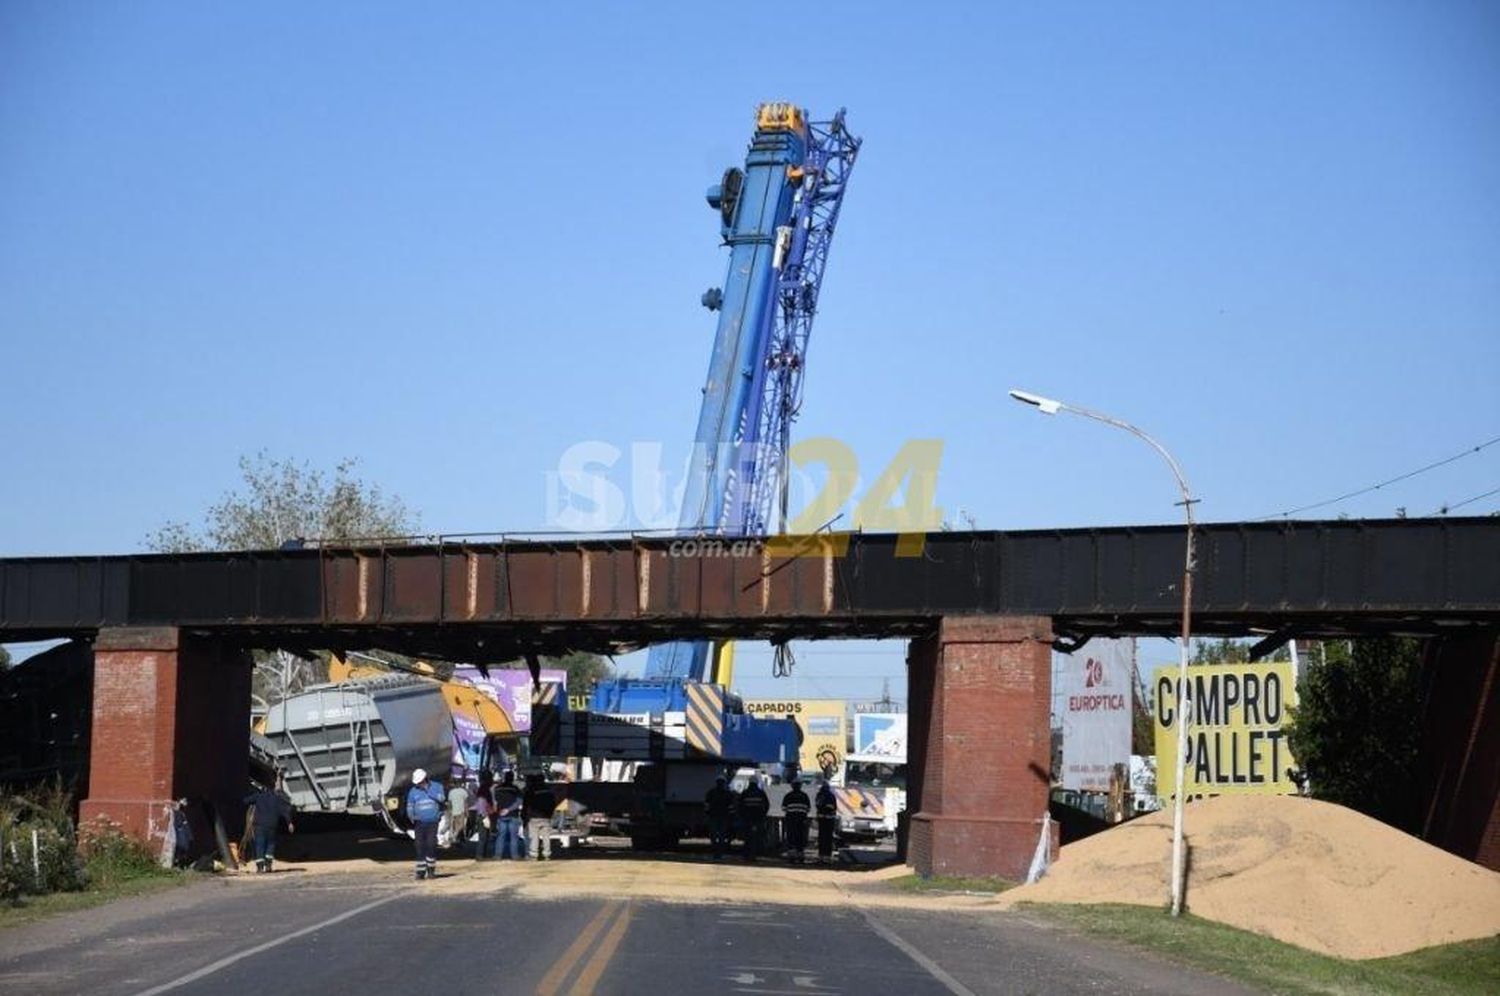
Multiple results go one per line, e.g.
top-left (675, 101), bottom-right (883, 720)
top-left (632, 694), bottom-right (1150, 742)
top-left (3, 3), bottom-right (1497, 698)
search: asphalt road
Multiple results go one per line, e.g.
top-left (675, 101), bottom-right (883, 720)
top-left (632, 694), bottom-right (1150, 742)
top-left (0, 871), bottom-right (1255, 996)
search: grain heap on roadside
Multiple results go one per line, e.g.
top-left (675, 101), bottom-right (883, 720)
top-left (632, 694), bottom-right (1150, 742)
top-left (1000, 794), bottom-right (1500, 959)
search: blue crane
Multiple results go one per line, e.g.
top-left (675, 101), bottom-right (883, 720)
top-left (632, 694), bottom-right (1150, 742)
top-left (544, 107), bottom-right (861, 848)
top-left (645, 103), bottom-right (861, 682)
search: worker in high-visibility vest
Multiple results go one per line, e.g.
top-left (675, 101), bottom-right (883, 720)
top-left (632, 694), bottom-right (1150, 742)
top-left (815, 777), bottom-right (838, 864)
top-left (405, 769), bottom-right (445, 880)
top-left (738, 777), bottom-right (771, 862)
top-left (781, 778), bottom-right (812, 863)
top-left (704, 776), bottom-right (734, 860)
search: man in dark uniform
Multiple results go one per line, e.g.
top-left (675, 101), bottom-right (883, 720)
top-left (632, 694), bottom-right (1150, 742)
top-left (704, 775), bottom-right (734, 860)
top-left (243, 773), bottom-right (295, 873)
top-left (815, 776), bottom-right (838, 864)
top-left (781, 778), bottom-right (811, 863)
top-left (737, 777), bottom-right (770, 862)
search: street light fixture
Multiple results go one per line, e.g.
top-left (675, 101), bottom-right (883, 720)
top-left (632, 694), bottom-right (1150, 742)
top-left (1008, 387), bottom-right (1197, 917)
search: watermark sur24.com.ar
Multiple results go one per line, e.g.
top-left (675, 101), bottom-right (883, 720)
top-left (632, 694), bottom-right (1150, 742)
top-left (544, 438), bottom-right (944, 557)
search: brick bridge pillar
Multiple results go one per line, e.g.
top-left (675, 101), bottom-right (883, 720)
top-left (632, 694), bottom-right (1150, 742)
top-left (80, 628), bottom-right (251, 849)
top-left (1419, 628), bottom-right (1500, 870)
top-left (907, 615), bottom-right (1057, 880)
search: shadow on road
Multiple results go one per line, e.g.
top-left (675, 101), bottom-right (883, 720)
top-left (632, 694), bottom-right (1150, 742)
top-left (269, 813), bottom-right (902, 873)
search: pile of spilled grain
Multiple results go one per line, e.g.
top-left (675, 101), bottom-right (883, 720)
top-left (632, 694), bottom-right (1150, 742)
top-left (1002, 794), bottom-right (1500, 959)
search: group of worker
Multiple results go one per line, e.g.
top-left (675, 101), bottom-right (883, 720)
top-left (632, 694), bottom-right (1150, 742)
top-left (406, 767), bottom-right (561, 880)
top-left (704, 774), bottom-right (839, 864)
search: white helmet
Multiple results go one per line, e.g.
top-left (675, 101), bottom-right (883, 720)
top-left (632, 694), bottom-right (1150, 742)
top-left (412, 768), bottom-right (428, 785)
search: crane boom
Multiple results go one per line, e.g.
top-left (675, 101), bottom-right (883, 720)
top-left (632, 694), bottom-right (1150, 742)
top-left (647, 103), bottom-right (860, 681)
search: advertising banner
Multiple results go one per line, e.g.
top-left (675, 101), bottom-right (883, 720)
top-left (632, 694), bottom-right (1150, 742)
top-left (452, 666), bottom-right (566, 733)
top-left (1152, 661), bottom-right (1298, 799)
top-left (1059, 638), bottom-right (1135, 792)
top-left (448, 667), bottom-right (566, 771)
top-left (744, 698), bottom-right (846, 776)
top-left (849, 712), bottom-right (907, 764)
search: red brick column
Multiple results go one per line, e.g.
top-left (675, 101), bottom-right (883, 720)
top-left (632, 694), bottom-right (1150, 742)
top-left (80, 628), bottom-right (252, 849)
top-left (907, 615), bottom-right (1057, 880)
top-left (1419, 628), bottom-right (1500, 870)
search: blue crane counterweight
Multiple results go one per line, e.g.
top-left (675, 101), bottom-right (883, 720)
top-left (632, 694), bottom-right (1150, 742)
top-left (648, 103), bottom-right (861, 682)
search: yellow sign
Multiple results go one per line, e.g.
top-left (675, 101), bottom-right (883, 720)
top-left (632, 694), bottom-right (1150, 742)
top-left (744, 698), bottom-right (846, 776)
top-left (1153, 662), bottom-right (1298, 799)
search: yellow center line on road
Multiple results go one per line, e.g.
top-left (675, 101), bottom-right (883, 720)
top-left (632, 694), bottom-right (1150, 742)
top-left (535, 900), bottom-right (622, 996)
top-left (566, 901), bottom-right (634, 996)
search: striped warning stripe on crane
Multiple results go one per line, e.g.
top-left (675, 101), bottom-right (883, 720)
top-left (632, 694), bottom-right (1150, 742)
top-left (684, 683), bottom-right (724, 758)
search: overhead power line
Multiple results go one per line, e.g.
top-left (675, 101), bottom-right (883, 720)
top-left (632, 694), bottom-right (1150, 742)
top-left (1258, 433), bottom-right (1500, 520)
top-left (1432, 485), bottom-right (1500, 517)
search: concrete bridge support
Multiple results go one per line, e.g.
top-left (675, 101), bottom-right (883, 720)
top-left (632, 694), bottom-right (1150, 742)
top-left (79, 628), bottom-right (251, 849)
top-left (906, 615), bottom-right (1058, 880)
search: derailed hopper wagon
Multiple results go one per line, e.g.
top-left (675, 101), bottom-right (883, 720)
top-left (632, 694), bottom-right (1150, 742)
top-left (261, 675), bottom-right (454, 830)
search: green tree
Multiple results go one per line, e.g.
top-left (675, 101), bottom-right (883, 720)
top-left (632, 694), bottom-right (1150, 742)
top-left (0, 646), bottom-right (10, 670)
top-left (1286, 637), bottom-right (1424, 833)
top-left (1191, 637), bottom-right (1249, 665)
top-left (551, 651), bottom-right (615, 696)
top-left (147, 453), bottom-right (418, 701)
top-left (148, 452), bottom-right (415, 552)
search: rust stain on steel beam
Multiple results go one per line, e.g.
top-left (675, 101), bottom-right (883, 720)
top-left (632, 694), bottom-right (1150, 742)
top-left (635, 544), bottom-right (649, 615)
top-left (440, 550), bottom-right (475, 622)
top-left (321, 551), bottom-right (378, 624)
top-left (571, 543), bottom-right (631, 620)
top-left (699, 555), bottom-right (736, 615)
top-left (591, 544), bottom-right (635, 619)
top-left (828, 540), bottom-right (840, 612)
top-left (466, 550), bottom-right (479, 619)
top-left (382, 550), bottom-right (442, 622)
top-left (555, 545), bottom-right (584, 619)
top-left (506, 548), bottom-right (579, 619)
top-left (639, 547), bottom-right (701, 618)
top-left (580, 548), bottom-right (591, 617)
top-left (359, 555), bottom-right (373, 620)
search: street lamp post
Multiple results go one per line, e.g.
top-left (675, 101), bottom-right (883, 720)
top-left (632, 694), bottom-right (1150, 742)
top-left (1008, 389), bottom-right (1197, 917)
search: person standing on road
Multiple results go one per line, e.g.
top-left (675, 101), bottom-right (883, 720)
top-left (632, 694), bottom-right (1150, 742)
top-left (471, 771), bottom-right (496, 860)
top-left (738, 776), bottom-right (770, 862)
top-left (704, 776), bottom-right (734, 860)
top-left (815, 777), bottom-right (838, 864)
top-left (406, 768), bottom-right (445, 880)
top-left (493, 770), bottom-right (524, 859)
top-left (523, 774), bottom-right (557, 861)
top-left (782, 778), bottom-right (811, 864)
top-left (243, 774), bottom-right (295, 874)
top-left (446, 780), bottom-right (469, 849)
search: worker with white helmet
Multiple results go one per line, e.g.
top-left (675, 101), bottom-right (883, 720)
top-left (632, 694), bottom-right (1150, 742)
top-left (406, 768), bottom-right (445, 880)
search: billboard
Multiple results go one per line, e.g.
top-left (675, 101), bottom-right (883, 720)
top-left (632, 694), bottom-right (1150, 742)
top-left (744, 698), bottom-right (846, 776)
top-left (849, 712), bottom-right (906, 764)
top-left (448, 666), bottom-right (566, 772)
top-left (1152, 661), bottom-right (1299, 799)
top-left (452, 666), bottom-right (566, 733)
top-left (1058, 638), bottom-right (1135, 792)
